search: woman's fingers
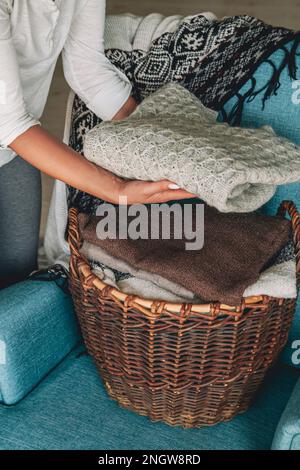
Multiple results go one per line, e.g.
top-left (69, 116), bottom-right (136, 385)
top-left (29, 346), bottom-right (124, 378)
top-left (149, 189), bottom-right (197, 203)
top-left (142, 179), bottom-right (178, 196)
top-left (142, 180), bottom-right (196, 200)
top-left (119, 179), bottom-right (197, 204)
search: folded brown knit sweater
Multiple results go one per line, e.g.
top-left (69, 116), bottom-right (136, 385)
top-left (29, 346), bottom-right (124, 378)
top-left (78, 205), bottom-right (291, 305)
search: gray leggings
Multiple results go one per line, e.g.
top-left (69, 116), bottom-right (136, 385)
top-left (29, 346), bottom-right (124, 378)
top-left (0, 156), bottom-right (41, 288)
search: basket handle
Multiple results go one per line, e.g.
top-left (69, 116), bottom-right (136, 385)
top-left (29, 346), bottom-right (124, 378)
top-left (277, 200), bottom-right (300, 288)
top-left (68, 207), bottom-right (83, 260)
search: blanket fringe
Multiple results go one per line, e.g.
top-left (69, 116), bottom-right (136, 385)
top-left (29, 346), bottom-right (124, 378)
top-left (29, 264), bottom-right (70, 294)
top-left (221, 36), bottom-right (300, 126)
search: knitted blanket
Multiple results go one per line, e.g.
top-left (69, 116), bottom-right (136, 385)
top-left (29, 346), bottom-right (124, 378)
top-left (68, 13), bottom-right (300, 214)
top-left (84, 83), bottom-right (300, 213)
top-left (105, 14), bottom-right (300, 120)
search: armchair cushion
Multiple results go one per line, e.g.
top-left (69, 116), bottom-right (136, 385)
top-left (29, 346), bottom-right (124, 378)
top-left (0, 349), bottom-right (298, 450)
top-left (0, 279), bottom-right (80, 405)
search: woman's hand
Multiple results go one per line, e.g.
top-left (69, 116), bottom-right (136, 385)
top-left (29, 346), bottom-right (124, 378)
top-left (114, 178), bottom-right (196, 205)
top-left (109, 97), bottom-right (197, 203)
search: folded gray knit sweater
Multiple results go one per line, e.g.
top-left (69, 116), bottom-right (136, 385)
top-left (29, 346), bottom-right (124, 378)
top-left (84, 83), bottom-right (300, 213)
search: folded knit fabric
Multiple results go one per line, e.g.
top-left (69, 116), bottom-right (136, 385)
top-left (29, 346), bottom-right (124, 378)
top-left (78, 205), bottom-right (291, 305)
top-left (83, 84), bottom-right (300, 213)
top-left (243, 260), bottom-right (297, 299)
top-left (83, 244), bottom-right (197, 303)
top-left (83, 242), bottom-right (297, 301)
top-left (89, 260), bottom-right (196, 303)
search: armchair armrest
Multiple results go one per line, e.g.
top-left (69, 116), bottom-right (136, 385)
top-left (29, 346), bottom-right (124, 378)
top-left (272, 375), bottom-right (300, 450)
top-left (0, 278), bottom-right (80, 405)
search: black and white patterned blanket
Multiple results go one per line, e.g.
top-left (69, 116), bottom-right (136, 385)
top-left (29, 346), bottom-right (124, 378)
top-left (68, 14), bottom-right (300, 213)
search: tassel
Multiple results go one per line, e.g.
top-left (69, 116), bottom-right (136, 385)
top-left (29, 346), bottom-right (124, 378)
top-left (224, 37), bottom-right (300, 126)
top-left (287, 36), bottom-right (300, 79)
top-left (225, 77), bottom-right (257, 126)
top-left (262, 51), bottom-right (288, 108)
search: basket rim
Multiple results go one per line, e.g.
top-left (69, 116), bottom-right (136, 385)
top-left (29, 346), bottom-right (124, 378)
top-left (68, 200), bottom-right (300, 317)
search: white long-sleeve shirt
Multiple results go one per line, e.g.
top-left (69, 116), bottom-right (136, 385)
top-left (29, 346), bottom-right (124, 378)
top-left (0, 0), bottom-right (132, 167)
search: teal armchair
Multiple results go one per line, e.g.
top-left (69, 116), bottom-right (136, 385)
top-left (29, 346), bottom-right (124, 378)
top-left (1, 51), bottom-right (300, 448)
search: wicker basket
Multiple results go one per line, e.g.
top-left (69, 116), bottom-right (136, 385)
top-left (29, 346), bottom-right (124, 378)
top-left (68, 201), bottom-right (300, 428)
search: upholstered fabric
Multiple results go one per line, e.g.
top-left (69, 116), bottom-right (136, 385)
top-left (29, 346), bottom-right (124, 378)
top-left (0, 348), bottom-right (298, 450)
top-left (272, 377), bottom-right (300, 450)
top-left (219, 42), bottom-right (300, 147)
top-left (280, 303), bottom-right (300, 369)
top-left (0, 279), bottom-right (80, 405)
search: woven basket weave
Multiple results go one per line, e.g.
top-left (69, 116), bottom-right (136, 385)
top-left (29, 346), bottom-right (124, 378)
top-left (68, 201), bottom-right (300, 428)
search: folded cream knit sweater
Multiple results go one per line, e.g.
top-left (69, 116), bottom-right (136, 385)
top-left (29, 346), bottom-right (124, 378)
top-left (84, 83), bottom-right (300, 213)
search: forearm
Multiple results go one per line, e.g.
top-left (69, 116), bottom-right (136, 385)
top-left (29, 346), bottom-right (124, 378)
top-left (9, 125), bottom-right (122, 202)
top-left (8, 94), bottom-right (137, 199)
top-left (9, 119), bottom-right (195, 206)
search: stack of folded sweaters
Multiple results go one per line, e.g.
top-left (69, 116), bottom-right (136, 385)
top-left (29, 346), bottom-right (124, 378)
top-left (78, 84), bottom-right (300, 305)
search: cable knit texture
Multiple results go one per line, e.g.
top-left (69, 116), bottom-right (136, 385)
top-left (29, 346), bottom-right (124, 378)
top-left (84, 83), bottom-right (300, 213)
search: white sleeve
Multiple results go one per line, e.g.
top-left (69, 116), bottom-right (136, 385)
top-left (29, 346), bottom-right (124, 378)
top-left (0, 1), bottom-right (40, 148)
top-left (62, 0), bottom-right (132, 121)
